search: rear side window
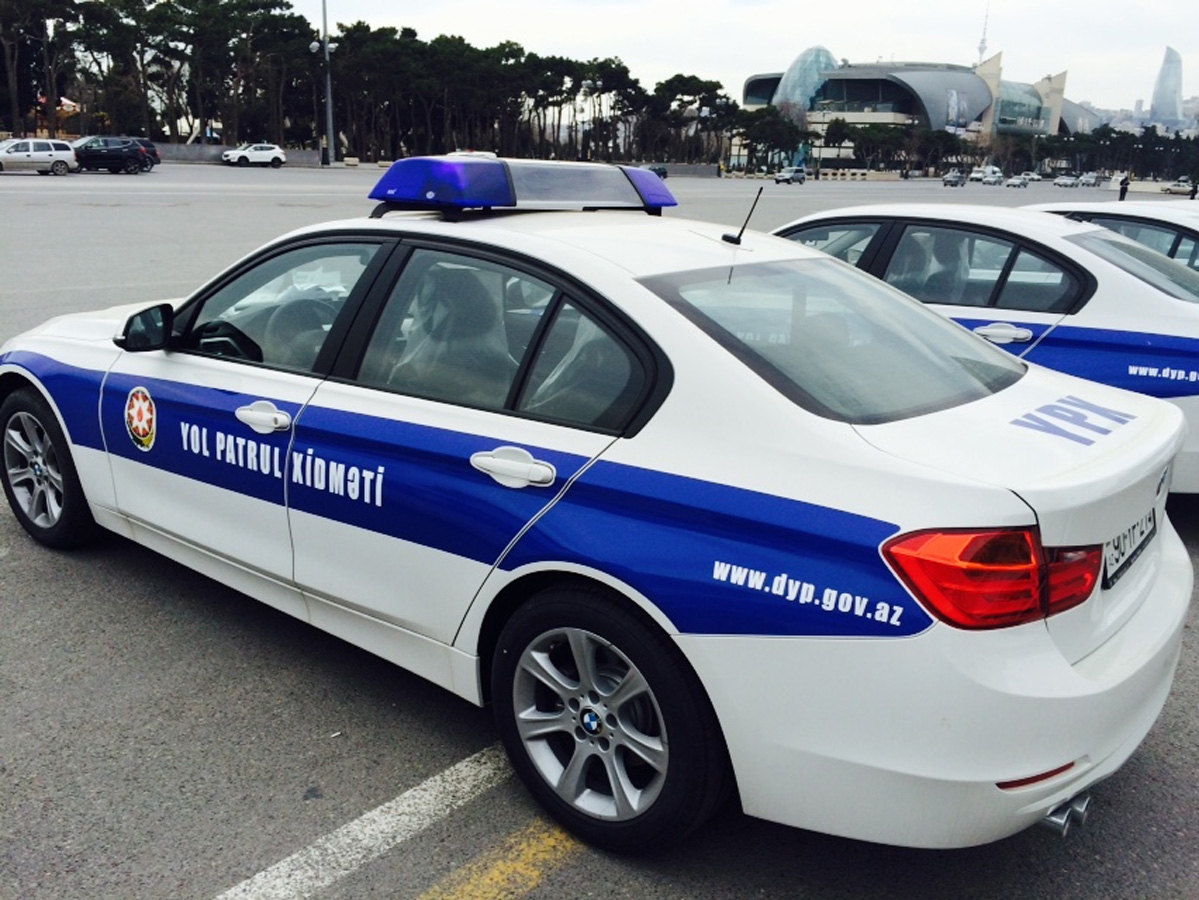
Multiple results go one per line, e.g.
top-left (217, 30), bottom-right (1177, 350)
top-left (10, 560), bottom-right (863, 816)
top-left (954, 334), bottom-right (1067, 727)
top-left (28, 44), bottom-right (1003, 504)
top-left (355, 248), bottom-right (648, 430)
top-left (1088, 217), bottom-right (1179, 257)
top-left (994, 248), bottom-right (1080, 313)
top-left (1068, 230), bottom-right (1199, 303)
top-left (1086, 216), bottom-right (1199, 270)
top-left (640, 258), bottom-right (1024, 424)
top-left (882, 225), bottom-right (1079, 313)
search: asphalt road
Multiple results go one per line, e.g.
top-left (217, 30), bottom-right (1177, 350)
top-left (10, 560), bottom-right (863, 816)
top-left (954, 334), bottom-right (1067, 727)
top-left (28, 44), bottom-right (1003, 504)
top-left (1, 165), bottom-right (1197, 900)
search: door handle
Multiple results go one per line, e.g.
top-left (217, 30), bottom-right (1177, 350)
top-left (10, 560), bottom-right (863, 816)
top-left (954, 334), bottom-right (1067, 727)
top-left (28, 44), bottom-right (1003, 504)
top-left (972, 322), bottom-right (1034, 344)
top-left (471, 446), bottom-right (556, 488)
top-left (235, 400), bottom-right (292, 435)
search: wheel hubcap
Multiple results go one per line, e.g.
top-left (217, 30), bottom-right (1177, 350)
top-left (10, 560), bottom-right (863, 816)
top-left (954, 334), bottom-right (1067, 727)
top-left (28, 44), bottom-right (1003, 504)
top-left (4, 411), bottom-right (64, 528)
top-left (513, 627), bottom-right (668, 821)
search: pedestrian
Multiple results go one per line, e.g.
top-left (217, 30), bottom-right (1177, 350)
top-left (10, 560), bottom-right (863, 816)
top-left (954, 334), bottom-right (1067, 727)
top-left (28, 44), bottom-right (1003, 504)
top-left (1190, 180), bottom-right (1197, 200)
top-left (1119, 173), bottom-right (1130, 201)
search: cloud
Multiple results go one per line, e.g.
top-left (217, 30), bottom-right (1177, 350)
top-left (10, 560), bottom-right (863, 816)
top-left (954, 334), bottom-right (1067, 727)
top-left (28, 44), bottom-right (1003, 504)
top-left (288, 0), bottom-right (1197, 111)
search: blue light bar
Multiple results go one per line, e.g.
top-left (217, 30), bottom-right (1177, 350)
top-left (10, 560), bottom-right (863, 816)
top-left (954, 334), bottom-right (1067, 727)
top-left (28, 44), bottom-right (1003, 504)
top-left (368, 156), bottom-right (677, 214)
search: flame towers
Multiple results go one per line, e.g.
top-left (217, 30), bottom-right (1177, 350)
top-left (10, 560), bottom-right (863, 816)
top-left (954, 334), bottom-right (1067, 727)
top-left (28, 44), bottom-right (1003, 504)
top-left (1150, 47), bottom-right (1183, 126)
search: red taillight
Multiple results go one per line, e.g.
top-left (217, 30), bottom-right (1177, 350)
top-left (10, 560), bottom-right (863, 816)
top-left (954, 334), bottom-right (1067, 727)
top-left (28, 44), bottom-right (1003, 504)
top-left (1044, 546), bottom-right (1103, 614)
top-left (883, 528), bottom-right (1101, 630)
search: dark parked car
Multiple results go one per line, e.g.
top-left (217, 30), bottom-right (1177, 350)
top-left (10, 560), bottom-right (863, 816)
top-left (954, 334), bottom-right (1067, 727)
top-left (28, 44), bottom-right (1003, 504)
top-left (71, 136), bottom-right (149, 174)
top-left (639, 163), bottom-right (668, 179)
top-left (127, 138), bottom-right (160, 170)
top-left (941, 170), bottom-right (966, 187)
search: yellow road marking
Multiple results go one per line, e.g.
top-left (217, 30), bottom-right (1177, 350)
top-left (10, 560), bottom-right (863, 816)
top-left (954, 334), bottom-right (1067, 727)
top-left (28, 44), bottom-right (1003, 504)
top-left (416, 819), bottom-right (582, 900)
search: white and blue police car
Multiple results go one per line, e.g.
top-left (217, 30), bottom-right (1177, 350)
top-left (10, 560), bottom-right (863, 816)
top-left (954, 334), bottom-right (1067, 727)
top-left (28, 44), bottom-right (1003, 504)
top-left (775, 204), bottom-right (1199, 492)
top-left (1, 159), bottom-right (1192, 850)
top-left (1026, 200), bottom-right (1199, 271)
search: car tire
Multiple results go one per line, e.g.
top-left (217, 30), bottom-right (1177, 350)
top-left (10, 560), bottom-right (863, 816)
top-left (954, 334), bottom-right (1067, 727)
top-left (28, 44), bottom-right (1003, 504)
top-left (121, 158), bottom-right (141, 175)
top-left (269, 157), bottom-right (283, 168)
top-left (1, 388), bottom-right (97, 549)
top-left (139, 157), bottom-right (153, 172)
top-left (50, 160), bottom-right (69, 175)
top-left (491, 584), bottom-right (731, 852)
top-left (237, 156), bottom-right (249, 167)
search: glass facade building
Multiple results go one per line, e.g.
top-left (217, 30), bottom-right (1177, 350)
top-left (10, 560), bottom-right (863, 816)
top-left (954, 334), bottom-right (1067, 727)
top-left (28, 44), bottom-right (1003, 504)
top-left (773, 47), bottom-right (840, 113)
top-left (1150, 47), bottom-right (1184, 125)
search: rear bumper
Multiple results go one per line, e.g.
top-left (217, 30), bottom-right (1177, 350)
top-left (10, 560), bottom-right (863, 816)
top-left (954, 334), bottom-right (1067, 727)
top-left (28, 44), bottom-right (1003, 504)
top-left (677, 519), bottom-right (1191, 848)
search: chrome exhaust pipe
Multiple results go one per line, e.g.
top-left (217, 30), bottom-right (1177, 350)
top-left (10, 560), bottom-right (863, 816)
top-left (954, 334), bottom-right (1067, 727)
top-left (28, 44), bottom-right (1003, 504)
top-left (1039, 793), bottom-right (1092, 837)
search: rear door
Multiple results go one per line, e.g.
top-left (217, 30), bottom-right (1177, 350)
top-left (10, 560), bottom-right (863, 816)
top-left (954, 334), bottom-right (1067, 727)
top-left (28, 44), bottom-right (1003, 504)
top-left (289, 244), bottom-right (660, 645)
top-left (872, 222), bottom-right (1090, 360)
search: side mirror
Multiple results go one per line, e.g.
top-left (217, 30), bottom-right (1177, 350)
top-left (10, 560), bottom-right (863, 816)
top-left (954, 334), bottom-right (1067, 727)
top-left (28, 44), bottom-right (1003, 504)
top-left (114, 302), bottom-right (174, 351)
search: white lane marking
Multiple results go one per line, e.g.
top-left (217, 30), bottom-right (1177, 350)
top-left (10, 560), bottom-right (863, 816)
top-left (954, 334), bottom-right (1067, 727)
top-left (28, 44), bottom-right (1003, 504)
top-left (214, 744), bottom-right (511, 900)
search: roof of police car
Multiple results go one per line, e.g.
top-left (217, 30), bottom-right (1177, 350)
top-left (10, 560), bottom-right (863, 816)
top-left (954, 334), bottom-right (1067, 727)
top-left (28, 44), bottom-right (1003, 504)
top-left (274, 208), bottom-right (824, 279)
top-left (1026, 200), bottom-right (1199, 223)
top-left (778, 203), bottom-right (1112, 239)
top-left (255, 156), bottom-right (830, 279)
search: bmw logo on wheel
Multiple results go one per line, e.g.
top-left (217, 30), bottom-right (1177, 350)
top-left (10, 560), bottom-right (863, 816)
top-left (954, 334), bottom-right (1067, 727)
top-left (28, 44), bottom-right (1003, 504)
top-left (580, 709), bottom-right (602, 735)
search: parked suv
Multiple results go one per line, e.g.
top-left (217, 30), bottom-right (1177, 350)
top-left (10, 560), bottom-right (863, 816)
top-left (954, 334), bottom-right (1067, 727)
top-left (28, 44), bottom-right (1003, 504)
top-left (71, 136), bottom-right (148, 174)
top-left (127, 138), bottom-right (160, 170)
top-left (774, 166), bottom-right (806, 184)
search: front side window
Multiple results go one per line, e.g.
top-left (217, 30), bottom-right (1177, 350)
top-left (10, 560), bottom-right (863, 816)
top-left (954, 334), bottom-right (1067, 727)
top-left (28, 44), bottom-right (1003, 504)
top-left (355, 248), bottom-right (647, 429)
top-left (640, 259), bottom-right (1024, 424)
top-left (181, 242), bottom-right (381, 371)
top-left (785, 222), bottom-right (881, 266)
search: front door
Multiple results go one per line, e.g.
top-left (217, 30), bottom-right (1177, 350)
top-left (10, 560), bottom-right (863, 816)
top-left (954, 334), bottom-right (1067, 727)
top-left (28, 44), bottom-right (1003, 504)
top-left (99, 238), bottom-right (391, 611)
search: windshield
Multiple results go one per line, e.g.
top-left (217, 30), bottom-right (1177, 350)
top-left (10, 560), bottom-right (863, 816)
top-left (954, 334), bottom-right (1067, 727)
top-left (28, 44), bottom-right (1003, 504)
top-left (1067, 230), bottom-right (1199, 303)
top-left (640, 258), bottom-right (1025, 424)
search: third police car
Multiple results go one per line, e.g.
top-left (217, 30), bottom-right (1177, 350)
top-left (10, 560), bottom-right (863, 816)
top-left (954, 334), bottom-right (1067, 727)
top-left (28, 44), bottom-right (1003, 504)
top-left (775, 204), bottom-right (1199, 491)
top-left (1, 159), bottom-right (1191, 850)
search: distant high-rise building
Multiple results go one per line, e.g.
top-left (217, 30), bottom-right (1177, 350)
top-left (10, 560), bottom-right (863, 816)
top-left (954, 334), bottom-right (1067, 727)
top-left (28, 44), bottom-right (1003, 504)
top-left (1150, 47), bottom-right (1183, 125)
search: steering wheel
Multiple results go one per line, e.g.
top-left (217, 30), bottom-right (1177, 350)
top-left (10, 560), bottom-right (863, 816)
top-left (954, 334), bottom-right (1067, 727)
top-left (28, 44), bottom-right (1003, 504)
top-left (262, 295), bottom-right (339, 369)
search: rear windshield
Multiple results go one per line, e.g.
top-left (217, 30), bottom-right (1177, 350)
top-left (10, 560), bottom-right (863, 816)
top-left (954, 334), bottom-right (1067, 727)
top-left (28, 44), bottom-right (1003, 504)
top-left (640, 258), bottom-right (1024, 424)
top-left (1067, 230), bottom-right (1199, 303)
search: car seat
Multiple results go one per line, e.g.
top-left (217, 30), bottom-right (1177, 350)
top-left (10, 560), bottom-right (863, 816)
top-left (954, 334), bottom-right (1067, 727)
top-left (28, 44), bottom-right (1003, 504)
top-left (388, 268), bottom-right (517, 408)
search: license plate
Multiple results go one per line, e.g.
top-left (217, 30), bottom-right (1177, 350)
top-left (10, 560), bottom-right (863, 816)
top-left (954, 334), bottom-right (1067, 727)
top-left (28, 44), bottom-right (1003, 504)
top-left (1102, 508), bottom-right (1157, 589)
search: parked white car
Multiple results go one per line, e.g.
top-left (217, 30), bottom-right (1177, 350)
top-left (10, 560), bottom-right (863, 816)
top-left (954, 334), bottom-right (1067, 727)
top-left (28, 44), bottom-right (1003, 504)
top-left (221, 143), bottom-right (287, 168)
top-left (1028, 200), bottom-right (1199, 270)
top-left (3, 157), bottom-right (1191, 852)
top-left (0, 138), bottom-right (77, 175)
top-left (775, 203), bottom-right (1199, 491)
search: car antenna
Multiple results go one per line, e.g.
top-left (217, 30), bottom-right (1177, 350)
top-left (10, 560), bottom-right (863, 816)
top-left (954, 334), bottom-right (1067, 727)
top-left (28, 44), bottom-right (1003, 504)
top-left (722, 187), bottom-right (763, 245)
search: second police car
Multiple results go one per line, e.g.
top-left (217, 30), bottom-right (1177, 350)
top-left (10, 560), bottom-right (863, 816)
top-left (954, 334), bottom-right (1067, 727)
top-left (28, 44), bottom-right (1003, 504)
top-left (0, 159), bottom-right (1191, 850)
top-left (1026, 199), bottom-right (1199, 271)
top-left (774, 204), bottom-right (1199, 492)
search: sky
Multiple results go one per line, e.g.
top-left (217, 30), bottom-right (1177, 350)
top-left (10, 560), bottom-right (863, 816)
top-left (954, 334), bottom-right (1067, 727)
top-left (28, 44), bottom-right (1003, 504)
top-left (287, 0), bottom-right (1197, 114)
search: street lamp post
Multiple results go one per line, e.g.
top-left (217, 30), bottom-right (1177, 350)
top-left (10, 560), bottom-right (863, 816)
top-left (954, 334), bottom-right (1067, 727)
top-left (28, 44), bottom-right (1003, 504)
top-left (309, 0), bottom-right (337, 166)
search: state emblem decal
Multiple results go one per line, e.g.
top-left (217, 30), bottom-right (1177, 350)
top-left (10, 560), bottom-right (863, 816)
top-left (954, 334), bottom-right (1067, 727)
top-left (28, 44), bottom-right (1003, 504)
top-left (125, 386), bottom-right (156, 452)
